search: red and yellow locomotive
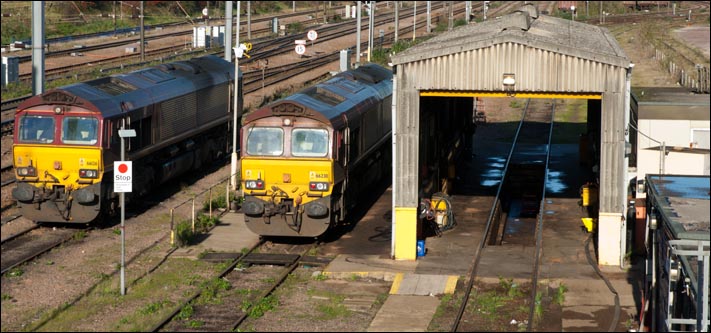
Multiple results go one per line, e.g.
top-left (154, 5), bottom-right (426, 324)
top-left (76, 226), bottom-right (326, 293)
top-left (240, 64), bottom-right (393, 237)
top-left (13, 55), bottom-right (237, 223)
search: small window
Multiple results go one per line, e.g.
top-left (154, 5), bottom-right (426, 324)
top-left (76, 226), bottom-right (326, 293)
top-left (292, 128), bottom-right (328, 157)
top-left (18, 115), bottom-right (55, 143)
top-left (246, 127), bottom-right (284, 156)
top-left (62, 117), bottom-right (99, 145)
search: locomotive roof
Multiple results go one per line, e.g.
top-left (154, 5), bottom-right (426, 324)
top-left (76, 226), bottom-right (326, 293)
top-left (244, 63), bottom-right (392, 128)
top-left (17, 55), bottom-right (235, 118)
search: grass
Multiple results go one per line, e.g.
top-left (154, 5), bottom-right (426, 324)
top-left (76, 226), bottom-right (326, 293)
top-left (306, 289), bottom-right (351, 320)
top-left (242, 294), bottom-right (279, 318)
top-left (533, 291), bottom-right (544, 320)
top-left (196, 277), bottom-right (232, 305)
top-left (315, 297), bottom-right (350, 320)
top-left (27, 258), bottom-right (218, 332)
top-left (174, 214), bottom-right (220, 247)
top-left (312, 272), bottom-right (328, 281)
top-left (0, 2), bottom-right (206, 45)
top-left (6, 268), bottom-right (24, 277)
top-left (73, 230), bottom-right (88, 241)
top-left (431, 292), bottom-right (462, 329)
top-left (553, 283), bottom-right (568, 306)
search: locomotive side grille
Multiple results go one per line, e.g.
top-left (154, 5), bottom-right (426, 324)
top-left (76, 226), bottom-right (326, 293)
top-left (159, 94), bottom-right (198, 140)
top-left (197, 85), bottom-right (229, 124)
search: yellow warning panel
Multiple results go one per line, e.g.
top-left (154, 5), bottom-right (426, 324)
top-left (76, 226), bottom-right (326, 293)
top-left (394, 207), bottom-right (418, 260)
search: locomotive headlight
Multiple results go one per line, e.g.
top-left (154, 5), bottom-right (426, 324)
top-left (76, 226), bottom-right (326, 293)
top-left (309, 182), bottom-right (329, 191)
top-left (283, 118), bottom-right (292, 126)
top-left (79, 169), bottom-right (99, 178)
top-left (245, 180), bottom-right (265, 190)
top-left (17, 166), bottom-right (37, 177)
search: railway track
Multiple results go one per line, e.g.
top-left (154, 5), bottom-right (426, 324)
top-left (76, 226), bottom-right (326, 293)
top-left (0, 225), bottom-right (83, 275)
top-left (151, 240), bottom-right (325, 331)
top-left (450, 99), bottom-right (557, 331)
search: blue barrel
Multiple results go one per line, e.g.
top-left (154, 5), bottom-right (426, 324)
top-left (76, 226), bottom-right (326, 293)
top-left (416, 240), bottom-right (426, 257)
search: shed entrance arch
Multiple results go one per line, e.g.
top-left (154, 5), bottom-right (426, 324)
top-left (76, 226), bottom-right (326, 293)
top-left (390, 4), bottom-right (632, 266)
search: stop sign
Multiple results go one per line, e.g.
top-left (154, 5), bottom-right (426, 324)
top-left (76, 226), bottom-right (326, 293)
top-left (114, 161), bottom-right (132, 192)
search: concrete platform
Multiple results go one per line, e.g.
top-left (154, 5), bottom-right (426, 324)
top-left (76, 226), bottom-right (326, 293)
top-left (171, 211), bottom-right (259, 259)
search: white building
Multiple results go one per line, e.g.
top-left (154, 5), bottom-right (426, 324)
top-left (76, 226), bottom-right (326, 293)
top-left (630, 87), bottom-right (710, 198)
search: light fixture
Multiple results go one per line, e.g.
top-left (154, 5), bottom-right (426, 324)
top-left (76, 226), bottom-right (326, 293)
top-left (502, 73), bottom-right (516, 97)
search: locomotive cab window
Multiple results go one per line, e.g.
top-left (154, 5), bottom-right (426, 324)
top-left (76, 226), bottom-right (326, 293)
top-left (62, 117), bottom-right (99, 145)
top-left (246, 127), bottom-right (283, 156)
top-left (292, 128), bottom-right (328, 157)
top-left (18, 115), bottom-right (55, 143)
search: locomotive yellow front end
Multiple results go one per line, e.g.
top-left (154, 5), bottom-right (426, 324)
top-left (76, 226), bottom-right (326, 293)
top-left (241, 159), bottom-right (333, 237)
top-left (240, 117), bottom-right (335, 237)
top-left (13, 109), bottom-right (104, 223)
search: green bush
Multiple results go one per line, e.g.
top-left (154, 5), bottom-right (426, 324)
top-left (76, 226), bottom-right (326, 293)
top-left (174, 213), bottom-right (219, 247)
top-left (286, 22), bottom-right (304, 34)
top-left (202, 190), bottom-right (237, 211)
top-left (390, 39), bottom-right (415, 54)
top-left (370, 48), bottom-right (391, 67)
top-left (195, 214), bottom-right (219, 233)
top-left (175, 220), bottom-right (194, 247)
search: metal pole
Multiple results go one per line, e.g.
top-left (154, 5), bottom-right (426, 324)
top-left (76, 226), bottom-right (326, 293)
top-left (356, 1), bottom-right (361, 67)
top-left (113, 1), bottom-right (117, 36)
top-left (247, 1), bottom-right (251, 40)
top-left (599, 1), bottom-right (602, 24)
top-left (117, 127), bottom-right (135, 296)
top-left (231, 1), bottom-right (241, 190)
top-left (448, 1), bottom-right (453, 31)
top-left (225, 1), bottom-right (232, 61)
top-left (226, 180), bottom-right (231, 211)
top-left (391, 68), bottom-right (397, 259)
top-left (394, 1), bottom-right (399, 42)
top-left (261, 63), bottom-right (265, 97)
top-left (170, 208), bottom-right (174, 246)
top-left (32, 1), bottom-right (45, 96)
top-left (412, 1), bottom-right (416, 41)
top-left (140, 1), bottom-right (144, 61)
top-left (426, 1), bottom-right (430, 34)
top-left (120, 132), bottom-right (126, 295)
top-left (368, 1), bottom-right (374, 62)
top-left (661, 142), bottom-right (665, 175)
top-left (465, 1), bottom-right (471, 24)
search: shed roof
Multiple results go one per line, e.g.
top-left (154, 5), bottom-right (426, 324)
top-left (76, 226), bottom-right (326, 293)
top-left (392, 4), bottom-right (629, 68)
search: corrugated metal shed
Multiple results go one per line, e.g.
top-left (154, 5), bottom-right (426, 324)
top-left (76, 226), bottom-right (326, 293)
top-left (389, 3), bottom-right (632, 261)
top-left (392, 5), bottom-right (629, 92)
